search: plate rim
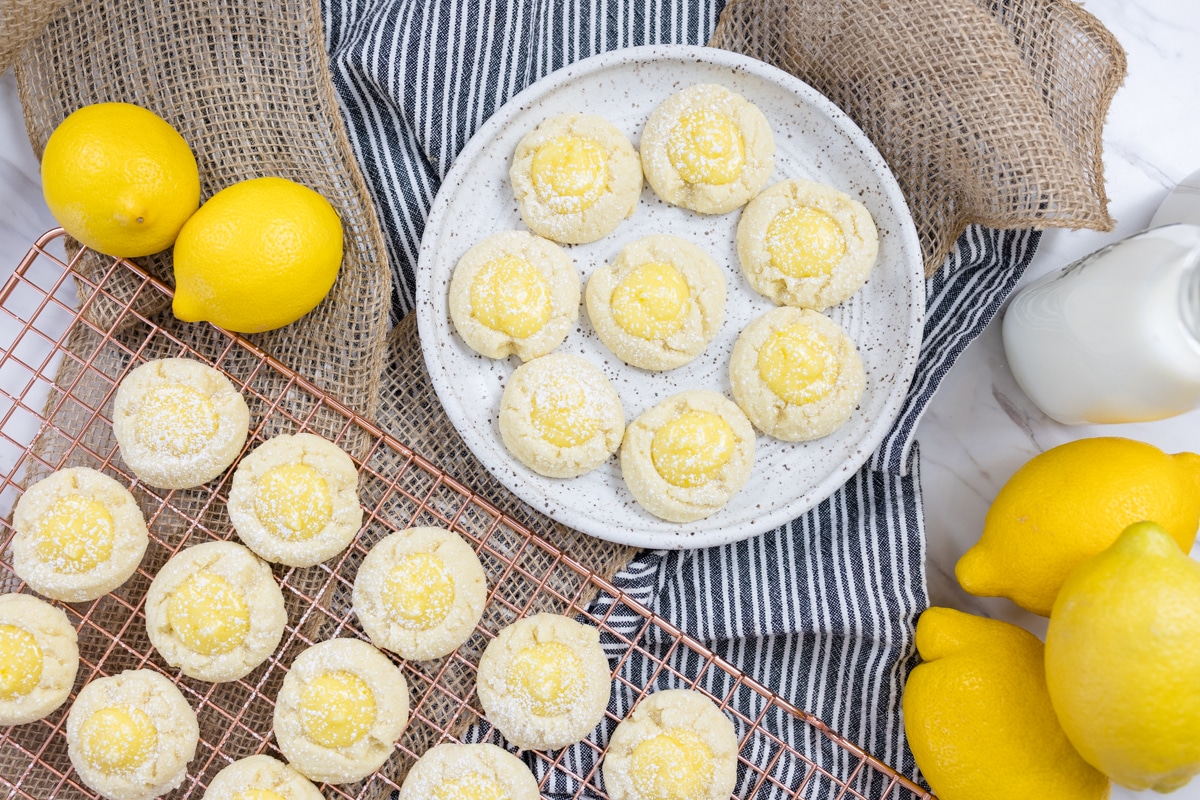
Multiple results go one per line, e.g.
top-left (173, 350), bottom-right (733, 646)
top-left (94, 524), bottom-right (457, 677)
top-left (416, 43), bottom-right (924, 549)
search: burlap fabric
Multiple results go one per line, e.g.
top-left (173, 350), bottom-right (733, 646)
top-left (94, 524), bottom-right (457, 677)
top-left (710, 0), bottom-right (1126, 274)
top-left (0, 0), bottom-right (68, 77)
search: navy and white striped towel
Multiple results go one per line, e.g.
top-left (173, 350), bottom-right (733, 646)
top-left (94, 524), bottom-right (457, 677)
top-left (321, 1), bottom-right (1040, 794)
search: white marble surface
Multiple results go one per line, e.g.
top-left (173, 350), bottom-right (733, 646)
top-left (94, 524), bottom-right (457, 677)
top-left (0, 1), bottom-right (1196, 797)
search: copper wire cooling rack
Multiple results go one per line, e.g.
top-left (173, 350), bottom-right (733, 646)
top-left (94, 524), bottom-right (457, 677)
top-left (0, 230), bottom-right (931, 800)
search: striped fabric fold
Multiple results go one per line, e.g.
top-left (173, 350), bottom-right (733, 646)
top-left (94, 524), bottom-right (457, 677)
top-left (320, 0), bottom-right (1038, 794)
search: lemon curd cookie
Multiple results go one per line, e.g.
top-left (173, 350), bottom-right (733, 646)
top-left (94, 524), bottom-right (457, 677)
top-left (640, 84), bottom-right (774, 215)
top-left (448, 230), bottom-right (580, 361)
top-left (353, 526), bottom-right (487, 661)
top-left (736, 178), bottom-right (879, 310)
top-left (586, 235), bottom-right (726, 371)
top-left (620, 390), bottom-right (756, 523)
top-left (228, 432), bottom-right (363, 568)
top-left (730, 307), bottom-right (865, 442)
top-left (13, 467), bottom-right (149, 602)
top-left (398, 743), bottom-right (540, 800)
top-left (510, 113), bottom-right (643, 244)
top-left (476, 612), bottom-right (611, 751)
top-left (201, 754), bottom-right (323, 800)
top-left (602, 689), bottom-right (739, 800)
top-left (145, 541), bottom-right (286, 683)
top-left (498, 353), bottom-right (625, 478)
top-left (112, 358), bottom-right (250, 490)
top-left (67, 669), bottom-right (199, 800)
top-left (273, 638), bottom-right (410, 784)
top-left (0, 593), bottom-right (78, 725)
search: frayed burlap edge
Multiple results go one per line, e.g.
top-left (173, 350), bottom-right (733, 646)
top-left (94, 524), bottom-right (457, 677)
top-left (710, 0), bottom-right (1126, 275)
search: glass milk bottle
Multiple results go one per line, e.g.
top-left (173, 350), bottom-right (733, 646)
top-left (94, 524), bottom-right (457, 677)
top-left (1002, 223), bottom-right (1200, 425)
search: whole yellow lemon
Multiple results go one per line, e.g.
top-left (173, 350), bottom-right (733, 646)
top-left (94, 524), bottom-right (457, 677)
top-left (1046, 522), bottom-right (1200, 793)
top-left (41, 102), bottom-right (200, 258)
top-left (171, 177), bottom-right (343, 333)
top-left (956, 437), bottom-right (1200, 616)
top-left (903, 607), bottom-right (1109, 800)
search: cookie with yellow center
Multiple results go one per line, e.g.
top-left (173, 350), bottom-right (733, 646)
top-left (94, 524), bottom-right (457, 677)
top-left (200, 754), bottom-right (323, 800)
top-left (640, 84), bottom-right (774, 215)
top-left (510, 113), bottom-right (643, 244)
top-left (498, 353), bottom-right (625, 478)
top-left (476, 613), bottom-right (611, 750)
top-left (737, 178), bottom-right (879, 311)
top-left (398, 742), bottom-right (539, 800)
top-left (586, 235), bottom-right (726, 371)
top-left (144, 541), bottom-right (286, 683)
top-left (730, 307), bottom-right (865, 441)
top-left (619, 390), bottom-right (756, 523)
top-left (448, 230), bottom-right (581, 361)
top-left (603, 689), bottom-right (739, 800)
top-left (66, 669), bottom-right (199, 800)
top-left (228, 432), bottom-right (363, 568)
top-left (352, 526), bottom-right (487, 661)
top-left (12, 467), bottom-right (149, 602)
top-left (273, 638), bottom-right (409, 784)
top-left (0, 593), bottom-right (78, 725)
top-left (112, 358), bottom-right (250, 490)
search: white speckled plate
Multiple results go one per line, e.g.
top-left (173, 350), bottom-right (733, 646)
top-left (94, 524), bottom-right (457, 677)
top-left (416, 45), bottom-right (923, 549)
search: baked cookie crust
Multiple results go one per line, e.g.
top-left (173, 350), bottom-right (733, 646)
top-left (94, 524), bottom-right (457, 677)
top-left (145, 540), bottom-right (286, 682)
top-left (353, 526), bottom-right (487, 661)
top-left (448, 230), bottom-right (581, 361)
top-left (510, 113), bottom-right (643, 244)
top-left (0, 592), bottom-right (79, 725)
top-left (398, 743), bottom-right (540, 800)
top-left (619, 390), bottom-right (756, 523)
top-left (228, 433), bottom-right (363, 568)
top-left (640, 84), bottom-right (774, 215)
top-left (730, 307), bottom-right (865, 442)
top-left (602, 689), bottom-right (739, 800)
top-left (13, 467), bottom-right (148, 602)
top-left (66, 669), bottom-right (199, 800)
top-left (201, 754), bottom-right (323, 800)
top-left (112, 358), bottom-right (250, 490)
top-left (273, 638), bottom-right (409, 784)
top-left (586, 235), bottom-right (726, 371)
top-left (499, 353), bottom-right (625, 478)
top-left (736, 178), bottom-right (878, 310)
top-left (476, 613), bottom-right (611, 750)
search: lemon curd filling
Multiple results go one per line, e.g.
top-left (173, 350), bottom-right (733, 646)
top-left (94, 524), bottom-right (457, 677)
top-left (135, 384), bottom-right (218, 457)
top-left (631, 729), bottom-right (714, 800)
top-left (757, 324), bottom-right (840, 406)
top-left (611, 262), bottom-right (691, 340)
top-left (232, 791), bottom-right (289, 800)
top-left (651, 411), bottom-right (735, 488)
top-left (80, 705), bottom-right (158, 774)
top-left (166, 571), bottom-right (251, 656)
top-left (530, 373), bottom-right (600, 448)
top-left (766, 205), bottom-right (846, 279)
top-left (0, 624), bottom-right (43, 700)
top-left (667, 109), bottom-right (745, 186)
top-left (469, 256), bottom-right (552, 339)
top-left (385, 552), bottom-right (456, 630)
top-left (299, 670), bottom-right (377, 749)
top-left (508, 641), bottom-right (584, 717)
top-left (254, 462), bottom-right (333, 541)
top-left (530, 134), bottom-right (610, 214)
top-left (35, 493), bottom-right (115, 574)
top-left (434, 773), bottom-right (508, 800)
